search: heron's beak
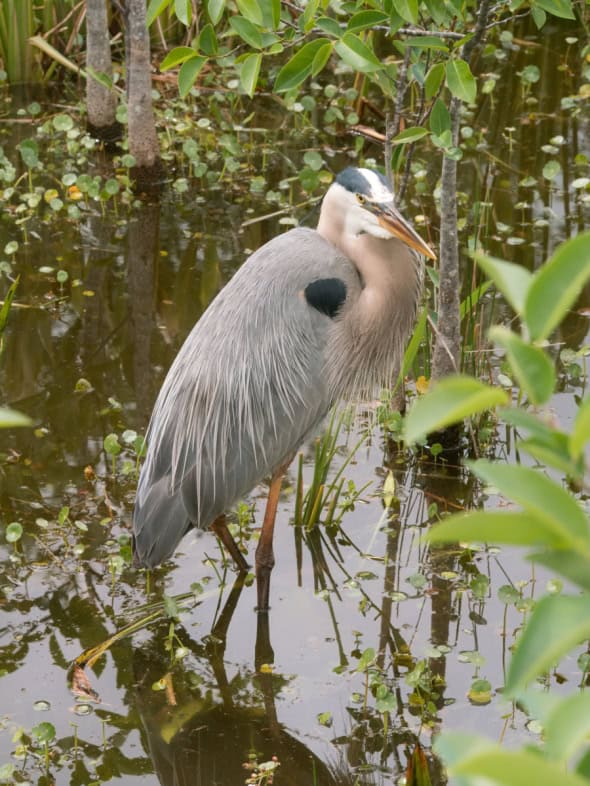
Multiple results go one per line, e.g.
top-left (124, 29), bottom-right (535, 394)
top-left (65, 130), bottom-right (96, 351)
top-left (376, 204), bottom-right (436, 261)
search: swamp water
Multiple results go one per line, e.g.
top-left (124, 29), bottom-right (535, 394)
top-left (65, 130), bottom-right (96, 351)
top-left (0, 17), bottom-right (589, 786)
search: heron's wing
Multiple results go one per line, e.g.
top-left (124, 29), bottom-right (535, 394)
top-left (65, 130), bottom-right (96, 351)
top-left (133, 228), bottom-right (361, 567)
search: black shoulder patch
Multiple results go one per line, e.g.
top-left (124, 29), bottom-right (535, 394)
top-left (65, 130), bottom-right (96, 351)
top-left (304, 278), bottom-right (347, 319)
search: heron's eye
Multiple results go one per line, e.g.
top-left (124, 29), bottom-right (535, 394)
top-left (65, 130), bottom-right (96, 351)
top-left (356, 193), bottom-right (366, 205)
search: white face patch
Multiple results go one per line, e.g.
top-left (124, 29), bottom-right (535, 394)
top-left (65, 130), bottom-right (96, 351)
top-left (358, 168), bottom-right (394, 204)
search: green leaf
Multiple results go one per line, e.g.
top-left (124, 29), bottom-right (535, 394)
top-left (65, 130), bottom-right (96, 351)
top-left (393, 0), bottom-right (418, 24)
top-left (147, 0), bottom-right (172, 26)
top-left (274, 39), bottom-right (330, 91)
top-left (198, 24), bottom-right (218, 55)
top-left (230, 16), bottom-right (263, 48)
top-left (529, 550), bottom-right (590, 592)
top-left (311, 42), bottom-right (333, 76)
top-left (391, 127), bottom-right (429, 145)
top-left (178, 56), bottom-right (207, 97)
top-left (569, 395), bottom-right (590, 460)
top-left (0, 407), bottom-right (32, 428)
top-left (429, 98), bottom-right (450, 136)
top-left (316, 16), bottom-right (342, 37)
top-left (489, 326), bottom-right (555, 405)
top-left (207, 0), bottom-right (225, 24)
top-left (402, 35), bottom-right (449, 50)
top-left (160, 46), bottom-right (198, 71)
top-left (506, 595), bottom-right (590, 696)
top-left (524, 232), bottom-right (590, 342)
top-left (259, 0), bottom-right (281, 27)
top-left (334, 33), bottom-right (383, 74)
top-left (427, 510), bottom-right (575, 549)
top-left (542, 160), bottom-right (561, 180)
top-left (473, 251), bottom-right (532, 315)
top-left (300, 0), bottom-right (318, 31)
top-left (236, 0), bottom-right (263, 24)
top-left (534, 0), bottom-right (575, 19)
top-left (424, 62), bottom-right (445, 99)
top-left (544, 693), bottom-right (590, 761)
top-left (445, 59), bottom-right (477, 103)
top-left (404, 376), bottom-right (508, 445)
top-left (240, 53), bottom-right (261, 97)
top-left (5, 522), bottom-right (23, 543)
top-left (499, 409), bottom-right (579, 480)
top-left (451, 746), bottom-right (590, 786)
top-left (469, 459), bottom-right (589, 547)
top-left (174, 0), bottom-right (191, 25)
top-left (347, 10), bottom-right (389, 31)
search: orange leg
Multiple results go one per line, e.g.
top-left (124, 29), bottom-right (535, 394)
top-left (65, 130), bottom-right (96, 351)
top-left (211, 514), bottom-right (249, 573)
top-left (255, 466), bottom-right (287, 612)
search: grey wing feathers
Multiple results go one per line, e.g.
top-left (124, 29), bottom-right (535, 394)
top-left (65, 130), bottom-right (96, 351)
top-left (133, 228), bottom-right (360, 567)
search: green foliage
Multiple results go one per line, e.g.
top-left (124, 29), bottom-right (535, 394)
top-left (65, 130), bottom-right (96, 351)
top-left (407, 232), bottom-right (590, 783)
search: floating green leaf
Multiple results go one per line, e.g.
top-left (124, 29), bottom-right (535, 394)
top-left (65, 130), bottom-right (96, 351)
top-left (542, 160), bottom-right (561, 180)
top-left (445, 60), bottom-right (477, 103)
top-left (404, 376), bottom-right (508, 445)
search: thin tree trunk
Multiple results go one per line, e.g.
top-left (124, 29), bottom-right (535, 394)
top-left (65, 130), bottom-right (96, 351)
top-left (86, 0), bottom-right (120, 142)
top-left (125, 0), bottom-right (162, 190)
top-left (431, 0), bottom-right (492, 382)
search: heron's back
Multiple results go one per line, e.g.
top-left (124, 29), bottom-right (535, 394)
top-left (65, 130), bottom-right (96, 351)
top-left (133, 228), bottom-right (362, 567)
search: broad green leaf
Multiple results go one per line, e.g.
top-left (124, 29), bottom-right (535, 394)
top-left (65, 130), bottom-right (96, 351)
top-left (391, 127), bottom-right (429, 145)
top-left (236, 0), bottom-right (263, 24)
top-left (506, 595), bottom-right (590, 695)
top-left (519, 437), bottom-right (583, 480)
top-left (532, 5), bottom-right (547, 26)
top-left (534, 0), bottom-right (575, 19)
top-left (259, 0), bottom-right (281, 28)
top-left (160, 46), bottom-right (197, 71)
top-left (544, 692), bottom-right (590, 761)
top-left (424, 62), bottom-right (445, 99)
top-left (178, 56), bottom-right (207, 98)
top-left (393, 0), bottom-right (418, 24)
top-left (445, 59), bottom-right (477, 103)
top-left (147, 0), bottom-right (172, 26)
top-left (334, 33), bottom-right (383, 74)
top-left (427, 511), bottom-right (575, 549)
top-left (311, 42), bottom-right (333, 76)
top-left (529, 550), bottom-right (590, 592)
top-left (347, 10), bottom-right (389, 31)
top-left (569, 395), bottom-right (590, 460)
top-left (198, 24), bottom-right (218, 55)
top-left (274, 39), bottom-right (331, 91)
top-left (451, 746), bottom-right (590, 786)
top-left (207, 0), bottom-right (225, 24)
top-left (473, 251), bottom-right (532, 315)
top-left (404, 375), bottom-right (508, 445)
top-left (174, 0), bottom-right (191, 25)
top-left (301, 0), bottom-right (319, 31)
top-left (229, 16), bottom-right (263, 49)
top-left (524, 231), bottom-right (590, 342)
top-left (0, 407), bottom-right (32, 428)
top-left (401, 35), bottom-right (449, 50)
top-left (429, 98), bottom-right (450, 136)
top-left (489, 326), bottom-right (555, 404)
top-left (469, 459), bottom-right (588, 546)
top-left (316, 16), bottom-right (342, 37)
top-left (240, 53), bottom-right (261, 97)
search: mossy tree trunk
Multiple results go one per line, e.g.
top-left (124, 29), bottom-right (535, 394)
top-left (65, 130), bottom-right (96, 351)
top-left (125, 0), bottom-right (162, 191)
top-left (86, 0), bottom-right (120, 143)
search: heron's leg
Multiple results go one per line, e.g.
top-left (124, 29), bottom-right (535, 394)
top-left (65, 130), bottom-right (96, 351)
top-left (211, 515), bottom-right (250, 572)
top-left (255, 465), bottom-right (288, 612)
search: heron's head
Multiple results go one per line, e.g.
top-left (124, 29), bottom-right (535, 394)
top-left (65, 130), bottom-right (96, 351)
top-left (330, 167), bottom-right (436, 260)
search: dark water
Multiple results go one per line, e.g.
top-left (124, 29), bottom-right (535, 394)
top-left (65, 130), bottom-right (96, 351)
top-left (0, 17), bottom-right (589, 786)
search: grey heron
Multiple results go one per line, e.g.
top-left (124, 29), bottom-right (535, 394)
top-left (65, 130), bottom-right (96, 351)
top-left (133, 166), bottom-right (436, 610)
